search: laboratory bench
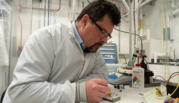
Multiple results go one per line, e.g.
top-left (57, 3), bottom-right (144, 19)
top-left (99, 83), bottom-right (167, 103)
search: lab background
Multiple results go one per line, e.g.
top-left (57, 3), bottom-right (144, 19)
top-left (0, 0), bottom-right (179, 100)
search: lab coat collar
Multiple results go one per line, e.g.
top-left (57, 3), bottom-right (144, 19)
top-left (68, 21), bottom-right (76, 38)
top-left (68, 21), bottom-right (85, 57)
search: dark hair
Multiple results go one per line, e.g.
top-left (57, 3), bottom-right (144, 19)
top-left (76, 0), bottom-right (121, 26)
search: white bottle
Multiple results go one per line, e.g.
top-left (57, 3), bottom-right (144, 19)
top-left (132, 64), bottom-right (144, 92)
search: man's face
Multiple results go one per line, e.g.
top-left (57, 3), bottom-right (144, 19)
top-left (83, 14), bottom-right (114, 53)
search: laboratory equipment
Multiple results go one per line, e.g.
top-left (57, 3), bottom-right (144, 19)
top-left (106, 64), bottom-right (127, 73)
top-left (167, 83), bottom-right (179, 98)
top-left (102, 85), bottom-right (121, 102)
top-left (103, 93), bottom-right (121, 102)
top-left (108, 67), bottom-right (132, 86)
top-left (108, 54), bottom-right (159, 88)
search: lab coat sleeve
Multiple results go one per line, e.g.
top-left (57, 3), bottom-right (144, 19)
top-left (75, 51), bottom-right (108, 102)
top-left (7, 28), bottom-right (76, 103)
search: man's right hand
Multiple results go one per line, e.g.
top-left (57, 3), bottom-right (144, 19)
top-left (86, 79), bottom-right (110, 102)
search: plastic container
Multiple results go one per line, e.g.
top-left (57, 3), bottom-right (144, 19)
top-left (132, 55), bottom-right (145, 92)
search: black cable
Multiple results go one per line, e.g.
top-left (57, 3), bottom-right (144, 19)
top-left (114, 28), bottom-right (143, 54)
top-left (161, 83), bottom-right (166, 87)
top-left (167, 72), bottom-right (179, 83)
top-left (87, 0), bottom-right (90, 3)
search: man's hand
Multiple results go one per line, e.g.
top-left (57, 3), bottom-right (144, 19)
top-left (86, 79), bottom-right (110, 102)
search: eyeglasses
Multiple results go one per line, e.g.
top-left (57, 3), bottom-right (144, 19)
top-left (94, 22), bottom-right (112, 40)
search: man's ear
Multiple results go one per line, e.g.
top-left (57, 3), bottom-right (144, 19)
top-left (81, 14), bottom-right (89, 28)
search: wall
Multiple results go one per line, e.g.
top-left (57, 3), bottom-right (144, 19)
top-left (141, 0), bottom-right (179, 84)
top-left (141, 0), bottom-right (179, 60)
top-left (31, 0), bottom-right (70, 32)
top-left (166, 0), bottom-right (179, 60)
top-left (137, 0), bottom-right (165, 62)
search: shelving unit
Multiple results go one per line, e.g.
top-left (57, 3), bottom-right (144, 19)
top-left (100, 43), bottom-right (117, 64)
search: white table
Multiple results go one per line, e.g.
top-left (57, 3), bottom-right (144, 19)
top-left (99, 84), bottom-right (166, 103)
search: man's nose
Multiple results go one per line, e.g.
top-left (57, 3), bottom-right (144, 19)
top-left (100, 37), bottom-right (107, 44)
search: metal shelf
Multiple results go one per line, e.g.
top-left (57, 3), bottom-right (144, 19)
top-left (103, 45), bottom-right (115, 47)
top-left (101, 53), bottom-right (115, 54)
top-left (103, 58), bottom-right (115, 59)
top-left (100, 49), bottom-right (115, 50)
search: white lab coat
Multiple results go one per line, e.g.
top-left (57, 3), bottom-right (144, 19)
top-left (3, 22), bottom-right (108, 103)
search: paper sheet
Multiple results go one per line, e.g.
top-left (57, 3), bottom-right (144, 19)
top-left (144, 90), bottom-right (164, 103)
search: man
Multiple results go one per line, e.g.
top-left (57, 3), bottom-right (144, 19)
top-left (3, 0), bottom-right (121, 103)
